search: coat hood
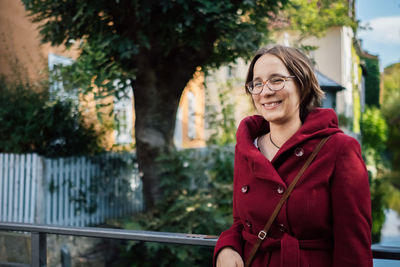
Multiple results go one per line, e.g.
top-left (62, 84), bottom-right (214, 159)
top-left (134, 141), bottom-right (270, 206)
top-left (236, 108), bottom-right (343, 163)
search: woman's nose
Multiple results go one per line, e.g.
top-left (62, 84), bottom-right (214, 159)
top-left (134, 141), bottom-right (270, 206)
top-left (259, 84), bottom-right (275, 96)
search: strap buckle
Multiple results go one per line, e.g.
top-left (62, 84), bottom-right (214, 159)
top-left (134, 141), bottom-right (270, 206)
top-left (258, 230), bottom-right (267, 240)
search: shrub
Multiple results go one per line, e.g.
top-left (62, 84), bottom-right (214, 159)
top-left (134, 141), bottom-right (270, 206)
top-left (0, 76), bottom-right (104, 157)
top-left (113, 145), bottom-right (234, 266)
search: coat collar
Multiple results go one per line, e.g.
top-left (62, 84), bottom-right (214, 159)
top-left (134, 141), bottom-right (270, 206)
top-left (236, 108), bottom-right (342, 182)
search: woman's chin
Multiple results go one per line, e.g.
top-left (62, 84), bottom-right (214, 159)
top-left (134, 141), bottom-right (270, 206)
top-left (259, 111), bottom-right (283, 123)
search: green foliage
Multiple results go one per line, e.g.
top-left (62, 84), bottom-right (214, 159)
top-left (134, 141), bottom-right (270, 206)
top-left (360, 106), bottom-right (389, 242)
top-left (351, 47), bottom-right (362, 134)
top-left (382, 63), bottom-right (400, 101)
top-left (370, 177), bottom-right (390, 243)
top-left (361, 56), bottom-right (381, 107)
top-left (385, 172), bottom-right (400, 212)
top-left (53, 38), bottom-right (132, 103)
top-left (380, 63), bottom-right (400, 222)
top-left (0, 76), bottom-right (104, 157)
top-left (360, 106), bottom-right (388, 165)
top-left (337, 113), bottom-right (352, 130)
top-left (206, 79), bottom-right (238, 146)
top-left (272, 0), bottom-right (356, 44)
top-left (112, 146), bottom-right (234, 266)
top-left (381, 63), bottom-right (400, 171)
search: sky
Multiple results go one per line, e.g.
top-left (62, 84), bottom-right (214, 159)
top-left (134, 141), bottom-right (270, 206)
top-left (356, 0), bottom-right (400, 70)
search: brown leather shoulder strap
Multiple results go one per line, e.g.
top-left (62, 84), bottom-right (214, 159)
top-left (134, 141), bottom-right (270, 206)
top-left (245, 136), bottom-right (330, 267)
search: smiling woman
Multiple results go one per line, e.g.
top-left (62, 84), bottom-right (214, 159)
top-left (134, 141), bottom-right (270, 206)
top-left (251, 54), bottom-right (301, 137)
top-left (214, 45), bottom-right (373, 267)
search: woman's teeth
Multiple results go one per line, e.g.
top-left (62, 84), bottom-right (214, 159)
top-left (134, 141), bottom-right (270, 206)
top-left (263, 101), bottom-right (281, 107)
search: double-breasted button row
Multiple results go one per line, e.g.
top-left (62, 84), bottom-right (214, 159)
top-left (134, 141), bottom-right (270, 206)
top-left (242, 184), bottom-right (285, 194)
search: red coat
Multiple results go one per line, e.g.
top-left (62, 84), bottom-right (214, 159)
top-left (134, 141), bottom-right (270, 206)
top-left (214, 108), bottom-right (372, 267)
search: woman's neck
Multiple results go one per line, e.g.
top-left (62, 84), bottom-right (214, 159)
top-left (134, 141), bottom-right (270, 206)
top-left (269, 117), bottom-right (302, 148)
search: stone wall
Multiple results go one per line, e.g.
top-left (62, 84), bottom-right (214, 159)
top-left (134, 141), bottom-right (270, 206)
top-left (0, 232), bottom-right (30, 266)
top-left (0, 232), bottom-right (124, 267)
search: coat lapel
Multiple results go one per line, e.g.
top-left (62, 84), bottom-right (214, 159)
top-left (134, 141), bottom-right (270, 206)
top-left (236, 109), bottom-right (343, 185)
top-left (250, 152), bottom-right (283, 184)
top-left (236, 115), bottom-right (285, 185)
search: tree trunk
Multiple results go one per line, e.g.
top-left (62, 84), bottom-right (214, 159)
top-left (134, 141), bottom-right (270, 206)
top-left (134, 56), bottom-right (196, 209)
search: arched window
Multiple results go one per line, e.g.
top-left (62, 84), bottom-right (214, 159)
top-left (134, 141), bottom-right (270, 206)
top-left (113, 81), bottom-right (133, 144)
top-left (48, 53), bottom-right (77, 103)
top-left (187, 91), bottom-right (196, 140)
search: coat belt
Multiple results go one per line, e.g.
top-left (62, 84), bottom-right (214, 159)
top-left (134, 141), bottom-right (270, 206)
top-left (242, 231), bottom-right (331, 267)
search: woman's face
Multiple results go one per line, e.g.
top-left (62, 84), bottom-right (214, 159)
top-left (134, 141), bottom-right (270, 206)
top-left (251, 54), bottom-right (301, 125)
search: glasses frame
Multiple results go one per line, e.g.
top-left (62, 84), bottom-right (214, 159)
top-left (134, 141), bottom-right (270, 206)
top-left (246, 75), bottom-right (296, 95)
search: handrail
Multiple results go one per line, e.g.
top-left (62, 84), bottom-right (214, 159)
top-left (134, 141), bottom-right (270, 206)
top-left (1, 222), bottom-right (400, 266)
top-left (371, 244), bottom-right (400, 260)
top-left (0, 222), bottom-right (217, 246)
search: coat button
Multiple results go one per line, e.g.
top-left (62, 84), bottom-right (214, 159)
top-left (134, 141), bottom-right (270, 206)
top-left (278, 223), bottom-right (287, 232)
top-left (294, 147), bottom-right (304, 157)
top-left (277, 186), bottom-right (284, 194)
top-left (241, 185), bottom-right (249, 193)
top-left (245, 220), bottom-right (252, 228)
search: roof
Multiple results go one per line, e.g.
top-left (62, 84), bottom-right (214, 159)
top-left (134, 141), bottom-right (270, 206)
top-left (315, 71), bottom-right (345, 92)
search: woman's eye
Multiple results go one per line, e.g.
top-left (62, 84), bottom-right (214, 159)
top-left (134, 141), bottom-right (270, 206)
top-left (270, 78), bottom-right (284, 84)
top-left (253, 82), bottom-right (263, 87)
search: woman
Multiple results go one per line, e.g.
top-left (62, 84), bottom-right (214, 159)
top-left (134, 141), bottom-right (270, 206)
top-left (214, 45), bottom-right (372, 267)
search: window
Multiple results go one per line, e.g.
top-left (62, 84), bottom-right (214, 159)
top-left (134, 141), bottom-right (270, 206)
top-left (113, 81), bottom-right (133, 144)
top-left (187, 91), bottom-right (196, 140)
top-left (227, 65), bottom-right (237, 78)
top-left (48, 53), bottom-right (77, 103)
top-left (174, 107), bottom-right (183, 148)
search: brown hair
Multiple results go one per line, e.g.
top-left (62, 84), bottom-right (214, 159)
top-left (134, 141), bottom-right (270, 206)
top-left (245, 45), bottom-right (324, 121)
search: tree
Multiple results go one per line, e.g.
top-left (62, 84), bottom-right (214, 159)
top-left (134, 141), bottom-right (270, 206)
top-left (360, 106), bottom-right (388, 163)
top-left (381, 63), bottom-right (400, 173)
top-left (22, 0), bottom-right (289, 209)
top-left (361, 55), bottom-right (380, 107)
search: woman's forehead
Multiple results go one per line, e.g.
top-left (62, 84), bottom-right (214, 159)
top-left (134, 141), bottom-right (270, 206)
top-left (253, 54), bottom-right (289, 77)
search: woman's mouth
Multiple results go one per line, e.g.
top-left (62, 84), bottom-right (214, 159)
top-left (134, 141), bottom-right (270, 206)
top-left (262, 101), bottom-right (282, 109)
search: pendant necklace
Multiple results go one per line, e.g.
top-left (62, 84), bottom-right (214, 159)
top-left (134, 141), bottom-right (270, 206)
top-left (269, 133), bottom-right (281, 149)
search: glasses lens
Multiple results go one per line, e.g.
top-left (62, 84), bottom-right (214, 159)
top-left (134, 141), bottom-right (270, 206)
top-left (248, 80), bottom-right (263, 94)
top-left (268, 77), bottom-right (285, 91)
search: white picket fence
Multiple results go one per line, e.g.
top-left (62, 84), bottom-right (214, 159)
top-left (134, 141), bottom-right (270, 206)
top-left (0, 153), bottom-right (143, 226)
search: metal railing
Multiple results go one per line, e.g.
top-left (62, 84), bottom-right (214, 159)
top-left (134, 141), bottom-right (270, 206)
top-left (0, 222), bottom-right (399, 266)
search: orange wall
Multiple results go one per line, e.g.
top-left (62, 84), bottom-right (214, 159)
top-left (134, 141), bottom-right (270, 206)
top-left (179, 70), bottom-right (206, 148)
top-left (0, 0), bottom-right (79, 83)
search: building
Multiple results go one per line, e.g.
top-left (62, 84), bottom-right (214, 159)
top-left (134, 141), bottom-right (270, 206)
top-left (297, 26), bottom-right (364, 135)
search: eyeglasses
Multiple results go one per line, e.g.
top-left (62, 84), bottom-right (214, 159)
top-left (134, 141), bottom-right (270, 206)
top-left (246, 75), bottom-right (296, 95)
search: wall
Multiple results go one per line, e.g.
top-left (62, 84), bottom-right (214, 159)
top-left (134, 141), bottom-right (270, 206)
top-left (0, 231), bottom-right (123, 267)
top-left (203, 58), bottom-right (254, 139)
top-left (301, 26), bottom-right (355, 118)
top-left (0, 0), bottom-right (80, 83)
top-left (176, 69), bottom-right (206, 148)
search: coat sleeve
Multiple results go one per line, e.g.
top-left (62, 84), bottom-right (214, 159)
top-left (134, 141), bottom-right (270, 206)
top-left (213, 147), bottom-right (244, 266)
top-left (331, 135), bottom-right (373, 267)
